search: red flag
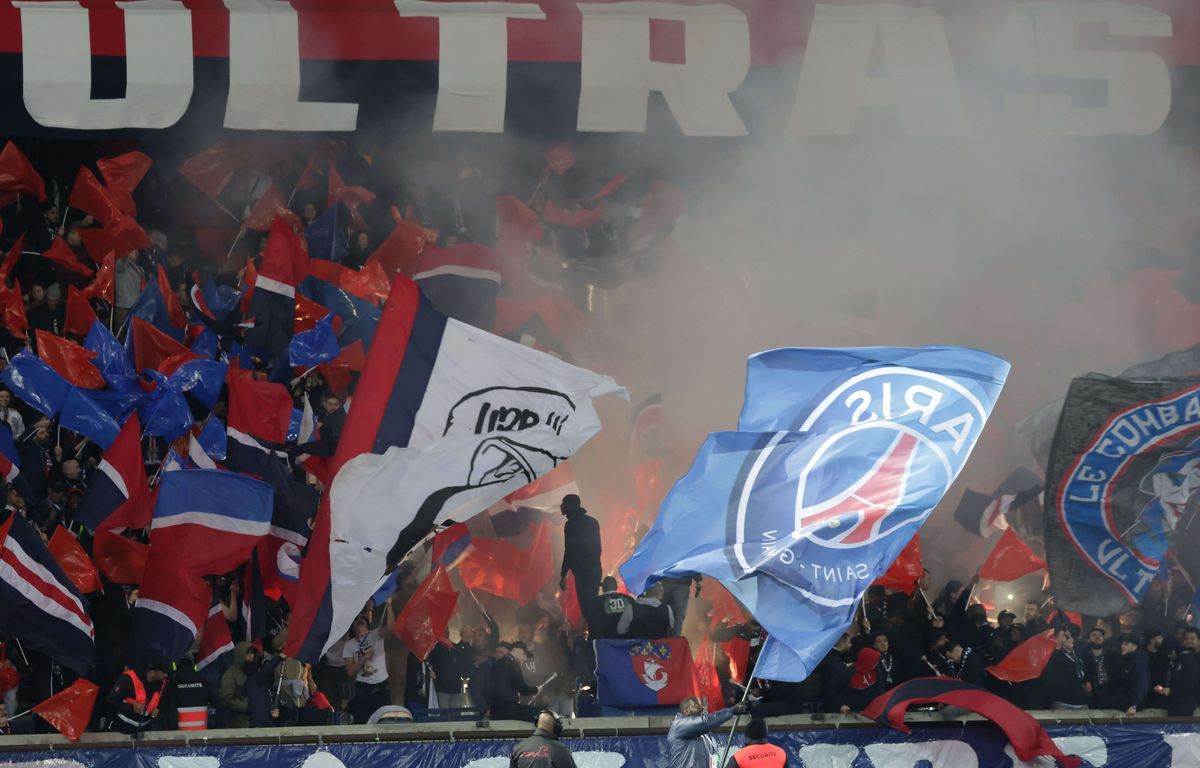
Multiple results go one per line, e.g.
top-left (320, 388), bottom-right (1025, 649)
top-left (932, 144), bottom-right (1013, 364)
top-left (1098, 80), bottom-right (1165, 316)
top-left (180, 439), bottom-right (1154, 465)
top-left (367, 215), bottom-right (427, 278)
top-left (987, 630), bottom-right (1057, 683)
top-left (42, 237), bottom-right (95, 277)
top-left (97, 151), bottom-right (152, 193)
top-left (325, 339), bottom-right (366, 371)
top-left (545, 144), bottom-right (575, 175)
top-left (0, 141), bottom-right (46, 203)
top-left (862, 678), bottom-right (1082, 767)
top-left (393, 565), bottom-right (459, 662)
top-left (69, 167), bottom-right (122, 226)
top-left (0, 279), bottom-right (27, 341)
top-left (495, 195), bottom-right (544, 243)
top-left (246, 184), bottom-right (300, 232)
top-left (327, 161), bottom-right (376, 231)
top-left (82, 251), bottom-right (115, 304)
top-left (874, 534), bottom-right (924, 594)
top-left (260, 216), bottom-right (309, 288)
top-left (179, 143), bottom-right (244, 202)
top-left (36, 331), bottom-right (105, 389)
top-left (0, 234), bottom-right (24, 283)
top-left (240, 257), bottom-right (258, 315)
top-left (340, 258), bottom-right (390, 304)
top-left (560, 571), bottom-right (584, 633)
top-left (32, 679), bottom-right (99, 742)
top-left (695, 640), bottom-right (725, 711)
top-left (494, 294), bottom-right (589, 342)
top-left (458, 521), bottom-right (554, 605)
top-left (47, 527), bottom-right (102, 594)
top-left (722, 637), bottom-right (751, 684)
top-left (157, 265), bottom-right (187, 329)
top-left (589, 174), bottom-right (627, 202)
top-left (227, 368), bottom-right (293, 444)
top-left (295, 142), bottom-right (336, 191)
top-left (105, 215), bottom-right (151, 255)
top-left (294, 293), bottom-right (341, 334)
top-left (65, 286), bottom-right (98, 338)
top-left (131, 318), bottom-right (198, 373)
top-left (317, 364), bottom-right (354, 396)
top-left (87, 415), bottom-right (152, 531)
top-left (306, 258), bottom-right (352, 287)
top-left (543, 200), bottom-right (605, 230)
top-left (92, 529), bottom-right (149, 584)
top-left (76, 228), bottom-right (115, 268)
top-left (979, 529), bottom-right (1047, 582)
top-left (705, 582), bottom-right (749, 629)
top-left (1047, 608), bottom-right (1083, 632)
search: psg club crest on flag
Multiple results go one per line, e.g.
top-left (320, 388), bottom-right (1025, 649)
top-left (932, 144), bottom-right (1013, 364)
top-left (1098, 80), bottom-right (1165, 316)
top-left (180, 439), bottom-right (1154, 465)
top-left (1045, 376), bottom-right (1200, 614)
top-left (621, 347), bottom-right (1008, 682)
top-left (730, 360), bottom-right (998, 606)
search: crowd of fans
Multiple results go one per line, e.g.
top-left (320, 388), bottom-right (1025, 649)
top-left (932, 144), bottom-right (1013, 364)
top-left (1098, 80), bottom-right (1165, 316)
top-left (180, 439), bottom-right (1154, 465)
top-left (0, 140), bottom-right (1195, 740)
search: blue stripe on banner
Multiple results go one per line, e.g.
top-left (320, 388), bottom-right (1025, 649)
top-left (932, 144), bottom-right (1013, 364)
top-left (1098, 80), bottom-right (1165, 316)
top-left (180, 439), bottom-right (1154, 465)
top-left (75, 472), bottom-right (128, 532)
top-left (154, 469), bottom-right (274, 525)
top-left (129, 602), bottom-right (201, 666)
top-left (372, 292), bottom-right (447, 454)
top-left (297, 585), bottom-right (334, 662)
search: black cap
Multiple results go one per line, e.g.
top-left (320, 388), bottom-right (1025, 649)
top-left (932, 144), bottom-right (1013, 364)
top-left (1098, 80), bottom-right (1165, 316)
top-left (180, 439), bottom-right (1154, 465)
top-left (745, 718), bottom-right (768, 741)
top-left (562, 494), bottom-right (582, 512)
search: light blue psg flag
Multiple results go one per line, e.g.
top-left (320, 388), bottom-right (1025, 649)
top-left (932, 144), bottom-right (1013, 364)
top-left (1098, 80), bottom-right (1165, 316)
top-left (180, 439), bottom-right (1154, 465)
top-left (620, 347), bottom-right (1009, 682)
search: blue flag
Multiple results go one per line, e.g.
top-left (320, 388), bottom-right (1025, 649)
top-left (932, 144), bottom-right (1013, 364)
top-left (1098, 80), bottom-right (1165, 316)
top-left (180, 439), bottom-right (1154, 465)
top-left (85, 320), bottom-right (138, 392)
top-left (60, 388), bottom-right (120, 448)
top-left (141, 381), bottom-right (193, 441)
top-left (2, 352), bottom-right (71, 416)
top-left (1, 351), bottom-right (120, 447)
top-left (198, 417), bottom-right (227, 462)
top-left (191, 327), bottom-right (219, 360)
top-left (299, 277), bottom-right (381, 351)
top-left (288, 314), bottom-right (341, 367)
top-left (620, 347), bottom-right (1008, 682)
top-left (305, 205), bottom-right (348, 262)
top-left (169, 359), bottom-right (228, 410)
top-left (123, 280), bottom-right (184, 341)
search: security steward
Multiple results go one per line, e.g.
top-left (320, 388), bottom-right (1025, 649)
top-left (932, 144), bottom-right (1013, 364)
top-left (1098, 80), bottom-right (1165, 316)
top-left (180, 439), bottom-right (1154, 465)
top-left (724, 718), bottom-right (790, 768)
top-left (106, 662), bottom-right (169, 734)
top-left (509, 709), bottom-right (577, 768)
top-left (168, 655), bottom-right (212, 731)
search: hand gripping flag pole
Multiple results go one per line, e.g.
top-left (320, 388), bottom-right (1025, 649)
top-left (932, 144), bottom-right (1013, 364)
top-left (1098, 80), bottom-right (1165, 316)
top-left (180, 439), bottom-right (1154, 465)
top-left (717, 643), bottom-right (766, 768)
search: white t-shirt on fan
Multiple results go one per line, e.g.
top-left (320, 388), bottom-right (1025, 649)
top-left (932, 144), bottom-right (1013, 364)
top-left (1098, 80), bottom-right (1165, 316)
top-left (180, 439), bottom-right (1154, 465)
top-left (343, 630), bottom-right (388, 685)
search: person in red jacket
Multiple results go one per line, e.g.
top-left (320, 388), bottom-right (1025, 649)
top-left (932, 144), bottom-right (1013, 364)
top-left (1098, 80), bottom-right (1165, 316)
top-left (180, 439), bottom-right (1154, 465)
top-left (724, 718), bottom-right (790, 768)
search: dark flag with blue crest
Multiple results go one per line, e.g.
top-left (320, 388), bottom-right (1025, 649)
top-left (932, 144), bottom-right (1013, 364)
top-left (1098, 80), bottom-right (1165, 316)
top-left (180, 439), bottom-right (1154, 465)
top-left (1043, 375), bottom-right (1200, 616)
top-left (621, 347), bottom-right (1008, 682)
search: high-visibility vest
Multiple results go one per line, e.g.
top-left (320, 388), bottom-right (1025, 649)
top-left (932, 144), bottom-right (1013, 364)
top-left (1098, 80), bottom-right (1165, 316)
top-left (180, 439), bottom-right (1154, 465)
top-left (733, 742), bottom-right (788, 768)
top-left (122, 669), bottom-right (164, 715)
top-left (176, 706), bottom-right (208, 731)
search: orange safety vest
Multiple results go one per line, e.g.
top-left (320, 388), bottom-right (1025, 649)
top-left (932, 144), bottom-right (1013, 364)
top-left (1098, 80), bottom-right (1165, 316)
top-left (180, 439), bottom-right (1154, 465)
top-left (176, 706), bottom-right (208, 731)
top-left (733, 742), bottom-right (788, 768)
top-left (122, 669), bottom-right (164, 716)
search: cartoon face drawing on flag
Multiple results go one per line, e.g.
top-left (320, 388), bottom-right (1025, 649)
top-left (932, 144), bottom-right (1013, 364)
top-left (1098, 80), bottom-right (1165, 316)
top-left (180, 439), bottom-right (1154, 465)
top-left (1129, 438), bottom-right (1200, 562)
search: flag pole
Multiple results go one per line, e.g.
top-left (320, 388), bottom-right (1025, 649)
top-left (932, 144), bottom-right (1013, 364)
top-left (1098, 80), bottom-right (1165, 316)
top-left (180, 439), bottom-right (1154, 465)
top-left (13, 637), bottom-right (29, 666)
top-left (5, 707), bottom-right (31, 720)
top-left (716, 642), bottom-right (765, 768)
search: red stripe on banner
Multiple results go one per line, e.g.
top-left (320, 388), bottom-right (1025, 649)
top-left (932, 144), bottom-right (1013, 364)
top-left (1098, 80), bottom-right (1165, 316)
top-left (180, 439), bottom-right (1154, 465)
top-left (1, 544), bottom-right (93, 633)
top-left (0, 0), bottom-right (1196, 65)
top-left (285, 276), bottom-right (422, 658)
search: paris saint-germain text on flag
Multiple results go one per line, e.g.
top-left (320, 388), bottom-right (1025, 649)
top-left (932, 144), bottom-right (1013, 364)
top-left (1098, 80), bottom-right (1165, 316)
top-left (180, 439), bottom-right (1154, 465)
top-left (621, 347), bottom-right (1008, 681)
